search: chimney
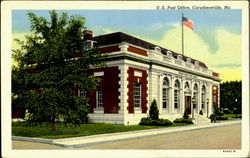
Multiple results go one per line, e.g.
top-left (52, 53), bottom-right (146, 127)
top-left (83, 30), bottom-right (93, 41)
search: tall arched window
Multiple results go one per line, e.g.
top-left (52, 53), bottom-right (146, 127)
top-left (193, 84), bottom-right (198, 109)
top-left (174, 80), bottom-right (180, 109)
top-left (162, 77), bottom-right (169, 109)
top-left (184, 82), bottom-right (189, 91)
top-left (201, 85), bottom-right (206, 109)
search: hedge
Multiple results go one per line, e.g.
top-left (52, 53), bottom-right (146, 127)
top-left (139, 117), bottom-right (173, 126)
top-left (173, 118), bottom-right (193, 124)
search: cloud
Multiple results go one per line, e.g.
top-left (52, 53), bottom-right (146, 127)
top-left (92, 25), bottom-right (242, 82)
top-left (12, 25), bottom-right (242, 82)
top-left (139, 25), bottom-right (241, 82)
top-left (12, 32), bottom-right (28, 50)
top-left (214, 67), bottom-right (242, 82)
top-left (211, 64), bottom-right (241, 68)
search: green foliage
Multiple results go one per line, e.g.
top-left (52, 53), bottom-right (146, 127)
top-left (213, 107), bottom-right (224, 116)
top-left (12, 10), bottom-right (106, 128)
top-left (156, 119), bottom-right (173, 126)
top-left (139, 117), bottom-right (153, 125)
top-left (199, 110), bottom-right (203, 115)
top-left (149, 99), bottom-right (159, 120)
top-left (223, 109), bottom-right (230, 114)
top-left (139, 117), bottom-right (173, 126)
top-left (210, 114), bottom-right (216, 123)
top-left (183, 109), bottom-right (189, 119)
top-left (173, 118), bottom-right (193, 124)
top-left (220, 81), bottom-right (242, 113)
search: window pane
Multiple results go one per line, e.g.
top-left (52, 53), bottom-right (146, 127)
top-left (78, 89), bottom-right (87, 98)
top-left (134, 82), bottom-right (141, 108)
top-left (174, 90), bottom-right (179, 108)
top-left (97, 90), bottom-right (103, 107)
top-left (162, 88), bottom-right (168, 108)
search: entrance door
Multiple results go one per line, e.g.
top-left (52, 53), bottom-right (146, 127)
top-left (185, 96), bottom-right (191, 114)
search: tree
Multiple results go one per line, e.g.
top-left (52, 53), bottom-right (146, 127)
top-left (183, 109), bottom-right (189, 119)
top-left (220, 81), bottom-right (242, 114)
top-left (12, 10), bottom-right (106, 131)
top-left (149, 99), bottom-right (159, 120)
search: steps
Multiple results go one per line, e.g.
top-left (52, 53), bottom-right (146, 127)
top-left (193, 115), bottom-right (210, 125)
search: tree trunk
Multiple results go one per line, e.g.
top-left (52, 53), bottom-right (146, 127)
top-left (51, 116), bottom-right (56, 131)
top-left (51, 122), bottom-right (56, 131)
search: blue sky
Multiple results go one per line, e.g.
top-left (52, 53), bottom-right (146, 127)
top-left (12, 10), bottom-right (242, 82)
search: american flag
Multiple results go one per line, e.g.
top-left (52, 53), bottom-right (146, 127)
top-left (182, 16), bottom-right (194, 31)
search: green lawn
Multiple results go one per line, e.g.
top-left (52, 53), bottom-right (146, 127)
top-left (216, 114), bottom-right (242, 121)
top-left (12, 122), bottom-right (191, 139)
top-left (224, 114), bottom-right (242, 118)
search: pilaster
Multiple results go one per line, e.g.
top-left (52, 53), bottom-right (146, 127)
top-left (118, 64), bottom-right (129, 118)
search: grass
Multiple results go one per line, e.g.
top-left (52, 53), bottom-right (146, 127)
top-left (216, 114), bottom-right (242, 121)
top-left (223, 114), bottom-right (242, 118)
top-left (12, 122), bottom-right (191, 139)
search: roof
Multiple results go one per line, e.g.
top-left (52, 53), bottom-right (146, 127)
top-left (93, 32), bottom-right (207, 69)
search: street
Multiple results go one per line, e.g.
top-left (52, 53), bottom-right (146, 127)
top-left (12, 123), bottom-right (241, 149)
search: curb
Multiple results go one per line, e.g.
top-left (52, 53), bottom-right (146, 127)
top-left (12, 120), bottom-right (241, 148)
top-left (12, 136), bottom-right (53, 144)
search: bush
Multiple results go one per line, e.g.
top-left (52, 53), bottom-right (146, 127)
top-left (216, 116), bottom-right (228, 120)
top-left (149, 99), bottom-right (159, 120)
top-left (139, 117), bottom-right (173, 126)
top-left (214, 108), bottom-right (224, 116)
top-left (183, 109), bottom-right (189, 119)
top-left (199, 110), bottom-right (203, 115)
top-left (139, 117), bottom-right (153, 125)
top-left (173, 118), bottom-right (193, 124)
top-left (210, 114), bottom-right (216, 123)
top-left (156, 119), bottom-right (173, 126)
top-left (223, 109), bottom-right (231, 114)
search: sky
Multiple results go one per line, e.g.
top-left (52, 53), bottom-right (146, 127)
top-left (12, 10), bottom-right (242, 82)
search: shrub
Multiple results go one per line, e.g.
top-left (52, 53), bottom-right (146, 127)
top-left (210, 114), bottom-right (216, 123)
top-left (223, 109), bottom-right (230, 114)
top-left (149, 99), bottom-right (159, 120)
top-left (156, 119), bottom-right (173, 126)
top-left (139, 117), bottom-right (153, 125)
top-left (139, 117), bottom-right (173, 126)
top-left (183, 109), bottom-right (189, 119)
top-left (199, 110), bottom-right (203, 115)
top-left (214, 108), bottom-right (224, 116)
top-left (173, 118), bottom-right (193, 124)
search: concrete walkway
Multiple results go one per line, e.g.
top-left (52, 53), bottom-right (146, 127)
top-left (12, 120), bottom-right (241, 148)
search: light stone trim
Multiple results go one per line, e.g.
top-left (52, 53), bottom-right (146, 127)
top-left (94, 71), bottom-right (104, 77)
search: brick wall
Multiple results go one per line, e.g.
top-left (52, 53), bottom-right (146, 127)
top-left (127, 46), bottom-right (148, 57)
top-left (88, 67), bottom-right (120, 113)
top-left (127, 67), bottom-right (148, 113)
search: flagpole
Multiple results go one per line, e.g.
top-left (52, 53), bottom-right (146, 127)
top-left (182, 13), bottom-right (184, 56)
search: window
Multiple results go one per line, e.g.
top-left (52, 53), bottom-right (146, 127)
top-left (174, 90), bottom-right (179, 108)
top-left (162, 77), bottom-right (169, 109)
top-left (184, 82), bottom-right (189, 90)
top-left (174, 80), bottom-right (180, 109)
top-left (134, 82), bottom-right (141, 108)
top-left (83, 40), bottom-right (97, 50)
top-left (78, 89), bottom-right (87, 98)
top-left (97, 90), bottom-right (103, 108)
top-left (193, 84), bottom-right (198, 108)
top-left (213, 94), bottom-right (216, 106)
top-left (201, 85), bottom-right (206, 109)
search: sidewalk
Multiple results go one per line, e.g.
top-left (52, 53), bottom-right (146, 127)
top-left (12, 120), bottom-right (241, 148)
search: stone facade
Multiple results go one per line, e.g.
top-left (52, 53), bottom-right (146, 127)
top-left (85, 31), bottom-right (220, 125)
top-left (12, 31), bottom-right (220, 125)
